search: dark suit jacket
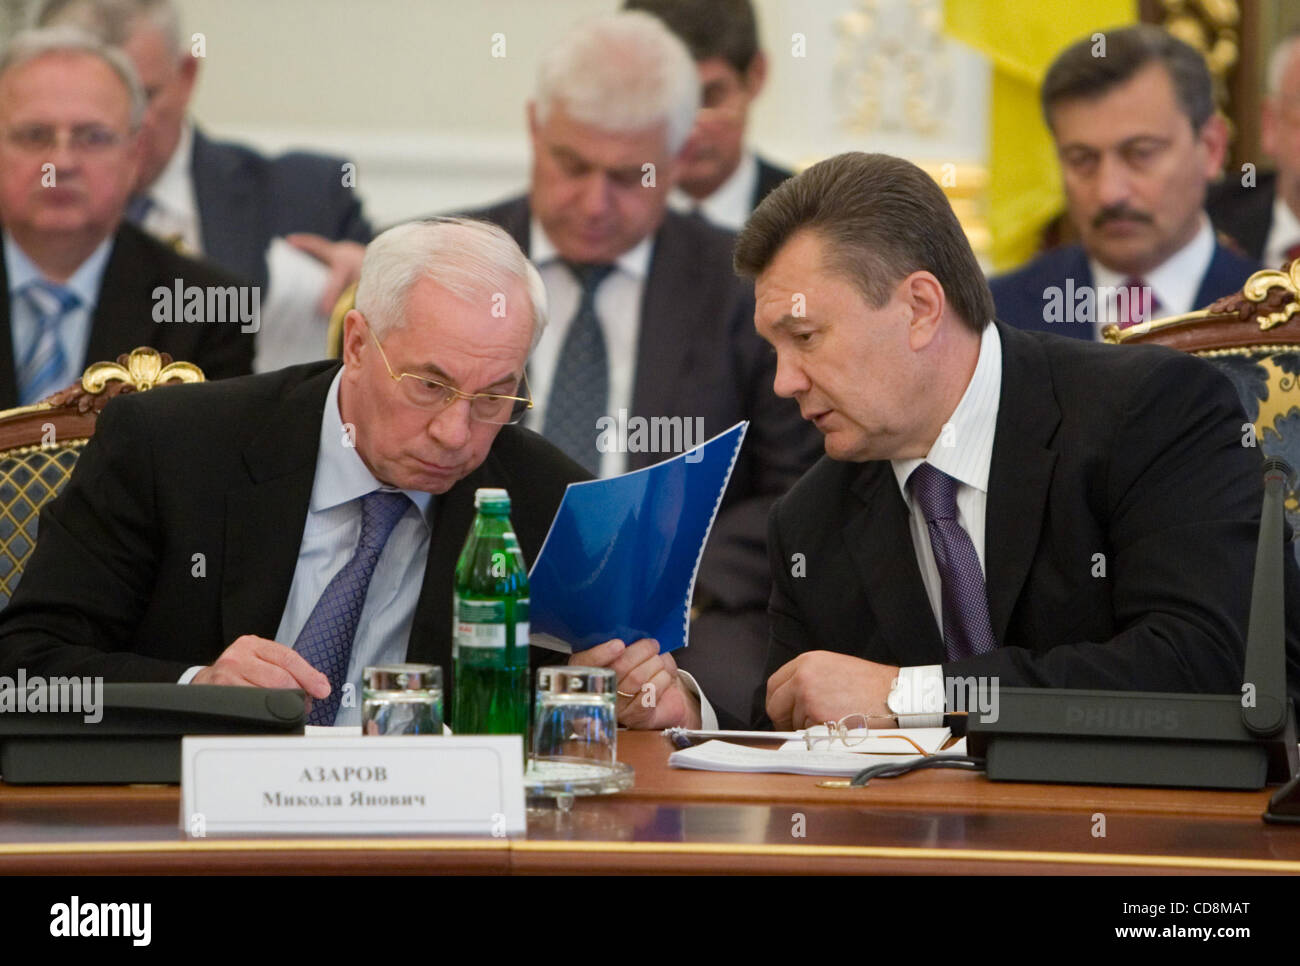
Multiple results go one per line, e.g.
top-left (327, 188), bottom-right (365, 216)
top-left (758, 321), bottom-right (1300, 727)
top-left (190, 128), bottom-right (373, 289)
top-left (752, 154), bottom-right (793, 211)
top-left (988, 241), bottom-right (1259, 339)
top-left (0, 223), bottom-right (254, 408)
top-left (465, 195), bottom-right (822, 614)
top-left (0, 363), bottom-right (589, 716)
top-left (1207, 173), bottom-right (1277, 264)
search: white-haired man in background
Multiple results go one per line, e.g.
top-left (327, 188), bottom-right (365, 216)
top-left (467, 11), bottom-right (822, 730)
top-left (0, 218), bottom-right (697, 729)
top-left (1210, 30), bottom-right (1300, 267)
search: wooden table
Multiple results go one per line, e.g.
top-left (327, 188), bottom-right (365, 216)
top-left (1, 731), bottom-right (1297, 874)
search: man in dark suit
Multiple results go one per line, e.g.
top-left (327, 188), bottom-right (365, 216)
top-left (735, 151), bottom-right (1300, 730)
top-left (471, 13), bottom-right (820, 729)
top-left (991, 26), bottom-right (1258, 340)
top-left (37, 0), bottom-right (372, 369)
top-left (627, 0), bottom-right (792, 231)
top-left (0, 218), bottom-right (712, 728)
top-left (0, 28), bottom-right (251, 409)
top-left (1208, 34), bottom-right (1300, 268)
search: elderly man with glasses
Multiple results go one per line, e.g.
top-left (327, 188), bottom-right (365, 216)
top-left (0, 27), bottom-right (251, 409)
top-left (0, 218), bottom-right (709, 728)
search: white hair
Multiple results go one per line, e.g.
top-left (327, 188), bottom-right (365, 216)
top-left (356, 218), bottom-right (549, 355)
top-left (34, 0), bottom-right (185, 57)
top-left (0, 26), bottom-right (146, 130)
top-left (1270, 35), bottom-right (1300, 96)
top-left (534, 10), bottom-right (700, 154)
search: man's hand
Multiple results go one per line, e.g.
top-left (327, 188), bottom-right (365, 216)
top-left (192, 635), bottom-right (331, 699)
top-left (766, 651), bottom-right (898, 730)
top-left (569, 638), bottom-right (701, 730)
top-left (285, 234), bottom-right (366, 315)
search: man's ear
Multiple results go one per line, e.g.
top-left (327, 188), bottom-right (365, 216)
top-left (1199, 113), bottom-right (1230, 178)
top-left (122, 128), bottom-right (144, 191)
top-left (903, 272), bottom-right (946, 351)
top-left (744, 51), bottom-right (768, 99)
top-left (177, 52), bottom-right (199, 104)
top-left (341, 309), bottom-right (367, 369)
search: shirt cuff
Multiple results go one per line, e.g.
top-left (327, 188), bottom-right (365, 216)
top-left (675, 669), bottom-right (718, 731)
top-left (178, 666), bottom-right (205, 685)
top-left (891, 664), bottom-right (944, 728)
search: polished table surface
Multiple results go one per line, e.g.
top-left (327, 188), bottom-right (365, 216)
top-left (1, 730), bottom-right (1298, 874)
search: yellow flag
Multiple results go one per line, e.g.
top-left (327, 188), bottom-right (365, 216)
top-left (944, 1), bottom-right (1136, 270)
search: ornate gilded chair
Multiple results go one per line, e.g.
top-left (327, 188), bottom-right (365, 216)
top-left (0, 347), bottom-right (204, 606)
top-left (1103, 263), bottom-right (1300, 563)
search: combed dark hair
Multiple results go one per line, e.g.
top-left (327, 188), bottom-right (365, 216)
top-left (1041, 24), bottom-right (1214, 129)
top-left (623, 0), bottom-right (759, 73)
top-left (734, 152), bottom-right (993, 333)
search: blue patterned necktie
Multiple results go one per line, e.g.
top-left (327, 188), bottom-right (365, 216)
top-left (908, 463), bottom-right (997, 661)
top-left (294, 490), bottom-right (412, 725)
top-left (18, 281), bottom-right (80, 405)
top-left (544, 261), bottom-right (615, 474)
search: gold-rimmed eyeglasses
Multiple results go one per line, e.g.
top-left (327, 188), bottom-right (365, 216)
top-left (802, 713), bottom-right (933, 755)
top-left (367, 324), bottom-right (533, 425)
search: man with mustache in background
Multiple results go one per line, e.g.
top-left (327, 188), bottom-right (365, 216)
top-left (989, 25), bottom-right (1257, 341)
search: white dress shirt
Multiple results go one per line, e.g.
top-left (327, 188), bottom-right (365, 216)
top-left (888, 322), bottom-right (1002, 719)
top-left (1088, 217), bottom-right (1215, 339)
top-left (1264, 192), bottom-right (1300, 271)
top-left (4, 229), bottom-right (112, 395)
top-left (668, 150), bottom-right (759, 233)
top-left (137, 121), bottom-right (203, 255)
top-left (525, 218), bottom-right (652, 478)
top-left (183, 371), bottom-right (434, 729)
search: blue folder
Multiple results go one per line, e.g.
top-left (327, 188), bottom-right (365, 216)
top-left (528, 421), bottom-right (748, 654)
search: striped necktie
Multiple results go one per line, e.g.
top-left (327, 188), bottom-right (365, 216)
top-left (544, 261), bottom-right (615, 474)
top-left (908, 462), bottom-right (997, 661)
top-left (293, 490), bottom-right (413, 725)
top-left (18, 281), bottom-right (80, 405)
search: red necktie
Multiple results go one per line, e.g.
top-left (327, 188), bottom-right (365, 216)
top-left (1119, 277), bottom-right (1161, 328)
top-left (1283, 243), bottom-right (1300, 267)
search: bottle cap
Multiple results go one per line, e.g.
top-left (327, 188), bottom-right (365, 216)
top-left (474, 487), bottom-right (511, 510)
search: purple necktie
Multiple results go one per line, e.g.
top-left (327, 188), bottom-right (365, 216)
top-left (908, 463), bottom-right (997, 661)
top-left (1119, 276), bottom-right (1161, 328)
top-left (293, 490), bottom-right (412, 724)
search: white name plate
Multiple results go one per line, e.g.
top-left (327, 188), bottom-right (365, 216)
top-left (180, 735), bottom-right (525, 837)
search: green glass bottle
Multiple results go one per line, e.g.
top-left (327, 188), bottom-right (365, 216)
top-left (451, 488), bottom-right (530, 740)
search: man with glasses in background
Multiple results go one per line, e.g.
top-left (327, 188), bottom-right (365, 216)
top-left (0, 218), bottom-right (709, 728)
top-left (472, 12), bottom-right (818, 730)
top-left (0, 27), bottom-right (251, 409)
